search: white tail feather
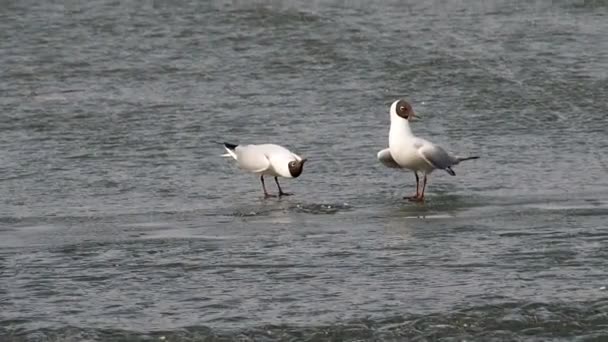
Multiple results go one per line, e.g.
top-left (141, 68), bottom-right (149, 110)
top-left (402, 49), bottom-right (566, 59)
top-left (222, 147), bottom-right (238, 159)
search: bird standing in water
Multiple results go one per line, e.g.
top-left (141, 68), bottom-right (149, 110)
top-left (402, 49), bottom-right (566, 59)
top-left (377, 99), bottom-right (479, 201)
top-left (222, 143), bottom-right (307, 198)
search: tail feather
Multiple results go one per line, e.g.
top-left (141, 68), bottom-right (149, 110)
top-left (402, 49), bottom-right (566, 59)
top-left (457, 156), bottom-right (480, 162)
top-left (221, 142), bottom-right (238, 159)
top-left (224, 142), bottom-right (238, 150)
top-left (445, 167), bottom-right (456, 176)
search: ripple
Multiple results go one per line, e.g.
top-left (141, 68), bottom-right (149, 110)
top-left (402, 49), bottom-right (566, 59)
top-left (3, 300), bottom-right (607, 341)
top-left (289, 202), bottom-right (352, 215)
top-left (227, 202), bottom-right (353, 217)
top-left (2, 0), bottom-right (608, 339)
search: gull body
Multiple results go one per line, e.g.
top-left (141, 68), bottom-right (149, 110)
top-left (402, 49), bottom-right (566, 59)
top-left (222, 143), bottom-right (307, 197)
top-left (377, 99), bottom-right (478, 201)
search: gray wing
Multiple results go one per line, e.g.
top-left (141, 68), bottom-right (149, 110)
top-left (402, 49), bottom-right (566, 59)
top-left (377, 148), bottom-right (401, 168)
top-left (418, 144), bottom-right (457, 169)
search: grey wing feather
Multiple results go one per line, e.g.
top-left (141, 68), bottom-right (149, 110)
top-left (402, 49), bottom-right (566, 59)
top-left (377, 148), bottom-right (401, 168)
top-left (418, 144), bottom-right (456, 169)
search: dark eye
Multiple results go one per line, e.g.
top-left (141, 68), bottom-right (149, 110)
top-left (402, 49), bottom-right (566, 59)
top-left (400, 106), bottom-right (406, 112)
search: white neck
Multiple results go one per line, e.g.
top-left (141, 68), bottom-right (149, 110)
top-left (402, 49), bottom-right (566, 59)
top-left (388, 102), bottom-right (414, 147)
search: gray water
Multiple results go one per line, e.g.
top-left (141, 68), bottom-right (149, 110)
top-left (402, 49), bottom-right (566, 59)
top-left (1, 1), bottom-right (608, 341)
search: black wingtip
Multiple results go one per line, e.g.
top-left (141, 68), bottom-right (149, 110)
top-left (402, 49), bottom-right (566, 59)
top-left (224, 142), bottom-right (238, 150)
top-left (445, 167), bottom-right (456, 176)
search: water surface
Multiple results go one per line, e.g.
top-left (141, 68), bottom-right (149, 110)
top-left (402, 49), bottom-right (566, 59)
top-left (1, 1), bottom-right (607, 340)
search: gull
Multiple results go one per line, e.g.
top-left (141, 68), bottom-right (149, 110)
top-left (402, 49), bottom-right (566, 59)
top-left (377, 99), bottom-right (479, 201)
top-left (222, 142), bottom-right (307, 197)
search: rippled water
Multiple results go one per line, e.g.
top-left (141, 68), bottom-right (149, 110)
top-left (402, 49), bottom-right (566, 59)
top-left (1, 1), bottom-right (608, 341)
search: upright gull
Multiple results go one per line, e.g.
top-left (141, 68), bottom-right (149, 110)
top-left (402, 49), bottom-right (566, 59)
top-left (377, 99), bottom-right (479, 201)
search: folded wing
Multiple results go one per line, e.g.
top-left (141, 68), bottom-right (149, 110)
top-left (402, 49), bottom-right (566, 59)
top-left (418, 144), bottom-right (457, 175)
top-left (235, 145), bottom-right (271, 173)
top-left (377, 148), bottom-right (401, 168)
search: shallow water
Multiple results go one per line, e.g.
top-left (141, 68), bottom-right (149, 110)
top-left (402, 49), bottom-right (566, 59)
top-left (1, 0), bottom-right (608, 341)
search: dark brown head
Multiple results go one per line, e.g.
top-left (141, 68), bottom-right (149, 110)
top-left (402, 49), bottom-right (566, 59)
top-left (288, 158), bottom-right (307, 178)
top-left (391, 99), bottom-right (415, 121)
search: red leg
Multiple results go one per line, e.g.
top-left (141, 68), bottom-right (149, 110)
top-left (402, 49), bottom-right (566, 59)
top-left (419, 174), bottom-right (428, 201)
top-left (409, 174), bottom-right (427, 202)
top-left (404, 172), bottom-right (420, 200)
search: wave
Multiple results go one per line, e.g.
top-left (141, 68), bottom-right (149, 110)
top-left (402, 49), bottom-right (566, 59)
top-left (3, 300), bottom-right (607, 341)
